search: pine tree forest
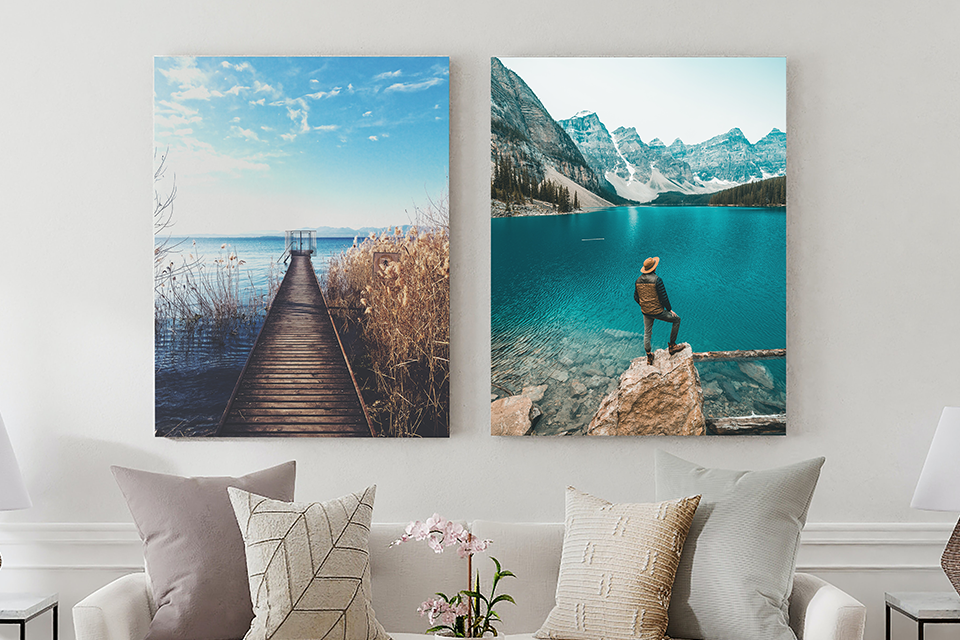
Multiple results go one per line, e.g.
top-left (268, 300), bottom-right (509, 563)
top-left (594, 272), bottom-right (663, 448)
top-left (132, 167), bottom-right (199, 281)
top-left (491, 153), bottom-right (581, 213)
top-left (709, 176), bottom-right (786, 207)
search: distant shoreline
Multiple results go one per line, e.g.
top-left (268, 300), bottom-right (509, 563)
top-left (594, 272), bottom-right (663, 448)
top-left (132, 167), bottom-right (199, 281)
top-left (163, 225), bottom-right (414, 240)
top-left (491, 200), bottom-right (786, 218)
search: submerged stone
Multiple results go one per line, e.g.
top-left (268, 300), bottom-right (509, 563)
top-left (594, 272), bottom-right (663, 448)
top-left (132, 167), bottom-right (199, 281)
top-left (738, 361), bottom-right (775, 389)
top-left (521, 384), bottom-right (548, 402)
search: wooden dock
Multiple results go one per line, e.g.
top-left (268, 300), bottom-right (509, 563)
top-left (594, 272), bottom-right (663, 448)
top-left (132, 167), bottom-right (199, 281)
top-left (216, 252), bottom-right (373, 437)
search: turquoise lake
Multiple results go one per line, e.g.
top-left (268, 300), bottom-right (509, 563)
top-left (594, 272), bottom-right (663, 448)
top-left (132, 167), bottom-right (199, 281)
top-left (491, 206), bottom-right (786, 434)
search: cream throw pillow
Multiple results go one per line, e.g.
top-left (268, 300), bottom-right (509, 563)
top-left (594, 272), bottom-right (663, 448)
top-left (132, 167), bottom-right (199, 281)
top-left (535, 487), bottom-right (700, 640)
top-left (228, 485), bottom-right (390, 640)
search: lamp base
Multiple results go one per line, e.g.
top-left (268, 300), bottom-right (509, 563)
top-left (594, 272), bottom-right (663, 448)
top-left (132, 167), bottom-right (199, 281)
top-left (942, 517), bottom-right (960, 596)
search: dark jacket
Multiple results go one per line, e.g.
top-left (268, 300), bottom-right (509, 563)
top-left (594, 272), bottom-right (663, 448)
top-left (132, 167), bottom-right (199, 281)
top-left (634, 272), bottom-right (671, 315)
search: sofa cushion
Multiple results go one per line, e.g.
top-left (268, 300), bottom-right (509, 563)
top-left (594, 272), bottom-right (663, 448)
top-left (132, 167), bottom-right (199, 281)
top-left (229, 485), bottom-right (390, 640)
top-left (655, 451), bottom-right (825, 640)
top-left (534, 487), bottom-right (701, 640)
top-left (111, 462), bottom-right (296, 640)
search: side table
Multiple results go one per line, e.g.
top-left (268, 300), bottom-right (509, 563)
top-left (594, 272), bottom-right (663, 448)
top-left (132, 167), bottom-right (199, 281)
top-left (0, 594), bottom-right (58, 640)
top-left (886, 592), bottom-right (960, 640)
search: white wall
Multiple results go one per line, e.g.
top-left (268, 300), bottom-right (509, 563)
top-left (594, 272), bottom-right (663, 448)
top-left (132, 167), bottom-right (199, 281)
top-left (2, 1), bottom-right (960, 639)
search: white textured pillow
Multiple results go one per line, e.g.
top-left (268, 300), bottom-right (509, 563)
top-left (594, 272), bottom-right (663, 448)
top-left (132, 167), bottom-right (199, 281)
top-left (228, 485), bottom-right (390, 640)
top-left (534, 487), bottom-right (701, 640)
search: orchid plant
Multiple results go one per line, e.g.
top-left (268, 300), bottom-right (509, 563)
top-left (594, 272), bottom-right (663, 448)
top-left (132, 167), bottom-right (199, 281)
top-left (393, 514), bottom-right (516, 637)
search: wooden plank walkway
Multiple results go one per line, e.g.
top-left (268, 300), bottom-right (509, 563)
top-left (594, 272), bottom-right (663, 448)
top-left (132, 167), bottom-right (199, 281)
top-left (216, 252), bottom-right (373, 437)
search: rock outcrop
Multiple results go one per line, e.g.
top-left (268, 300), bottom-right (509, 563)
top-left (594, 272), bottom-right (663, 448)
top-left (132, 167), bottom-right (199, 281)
top-left (491, 395), bottom-right (541, 436)
top-left (588, 344), bottom-right (706, 436)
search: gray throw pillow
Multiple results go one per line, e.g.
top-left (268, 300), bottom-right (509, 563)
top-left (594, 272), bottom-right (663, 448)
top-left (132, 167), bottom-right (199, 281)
top-left (655, 451), bottom-right (824, 640)
top-left (112, 462), bottom-right (296, 640)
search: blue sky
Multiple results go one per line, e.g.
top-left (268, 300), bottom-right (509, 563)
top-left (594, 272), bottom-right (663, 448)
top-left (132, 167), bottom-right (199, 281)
top-left (154, 56), bottom-right (449, 235)
top-left (499, 57), bottom-right (786, 145)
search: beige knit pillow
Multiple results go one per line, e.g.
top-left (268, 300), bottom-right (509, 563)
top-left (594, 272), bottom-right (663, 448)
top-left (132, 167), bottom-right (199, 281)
top-left (228, 485), bottom-right (390, 640)
top-left (535, 487), bottom-right (700, 640)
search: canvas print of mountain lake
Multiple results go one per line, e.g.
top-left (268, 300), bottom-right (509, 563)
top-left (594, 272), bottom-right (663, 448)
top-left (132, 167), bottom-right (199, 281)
top-left (155, 56), bottom-right (450, 438)
top-left (490, 57), bottom-right (786, 436)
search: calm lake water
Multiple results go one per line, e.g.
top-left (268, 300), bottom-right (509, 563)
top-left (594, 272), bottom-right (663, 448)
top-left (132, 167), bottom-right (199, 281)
top-left (491, 206), bottom-right (786, 434)
top-left (154, 236), bottom-right (355, 437)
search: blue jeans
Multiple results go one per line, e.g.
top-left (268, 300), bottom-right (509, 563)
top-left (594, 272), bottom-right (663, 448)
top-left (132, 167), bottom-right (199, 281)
top-left (643, 310), bottom-right (681, 353)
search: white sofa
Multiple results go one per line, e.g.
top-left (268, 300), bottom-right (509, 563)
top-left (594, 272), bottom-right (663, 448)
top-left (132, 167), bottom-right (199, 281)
top-left (74, 521), bottom-right (866, 640)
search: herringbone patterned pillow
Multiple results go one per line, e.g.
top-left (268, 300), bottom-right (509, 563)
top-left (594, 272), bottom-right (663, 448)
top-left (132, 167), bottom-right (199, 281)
top-left (228, 485), bottom-right (390, 640)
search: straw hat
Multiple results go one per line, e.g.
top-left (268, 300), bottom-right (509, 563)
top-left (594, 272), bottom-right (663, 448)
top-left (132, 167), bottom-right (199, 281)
top-left (641, 256), bottom-right (659, 273)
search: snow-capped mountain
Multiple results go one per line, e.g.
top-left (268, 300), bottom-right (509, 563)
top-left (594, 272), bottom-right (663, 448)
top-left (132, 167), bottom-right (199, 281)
top-left (491, 59), bottom-right (620, 203)
top-left (558, 112), bottom-right (786, 203)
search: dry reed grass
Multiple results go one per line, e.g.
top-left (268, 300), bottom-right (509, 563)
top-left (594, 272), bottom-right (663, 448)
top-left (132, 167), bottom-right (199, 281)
top-left (324, 199), bottom-right (450, 437)
top-left (154, 150), bottom-right (280, 335)
top-left (155, 243), bottom-right (281, 332)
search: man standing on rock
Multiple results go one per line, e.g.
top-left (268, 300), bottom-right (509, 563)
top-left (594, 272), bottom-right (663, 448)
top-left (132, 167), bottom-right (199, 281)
top-left (634, 256), bottom-right (683, 365)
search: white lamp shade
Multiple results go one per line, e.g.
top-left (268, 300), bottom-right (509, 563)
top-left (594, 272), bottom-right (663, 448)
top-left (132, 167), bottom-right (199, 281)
top-left (912, 406), bottom-right (960, 512)
top-left (0, 412), bottom-right (31, 510)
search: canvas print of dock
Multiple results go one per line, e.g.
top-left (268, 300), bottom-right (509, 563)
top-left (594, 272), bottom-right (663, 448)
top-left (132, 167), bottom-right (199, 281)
top-left (154, 56), bottom-right (450, 437)
top-left (490, 57), bottom-right (786, 437)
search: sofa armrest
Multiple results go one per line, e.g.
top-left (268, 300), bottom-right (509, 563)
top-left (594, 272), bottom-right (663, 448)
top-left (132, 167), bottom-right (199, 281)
top-left (73, 573), bottom-right (153, 640)
top-left (790, 573), bottom-right (866, 640)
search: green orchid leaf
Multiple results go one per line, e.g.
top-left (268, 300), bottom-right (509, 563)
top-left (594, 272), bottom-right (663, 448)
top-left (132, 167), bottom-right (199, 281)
top-left (490, 594), bottom-right (516, 606)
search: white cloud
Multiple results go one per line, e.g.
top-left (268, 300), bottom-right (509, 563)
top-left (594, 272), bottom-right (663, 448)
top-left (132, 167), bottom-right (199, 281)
top-left (248, 150), bottom-right (289, 161)
top-left (347, 83), bottom-right (354, 92)
top-left (226, 85), bottom-right (248, 96)
top-left (221, 61), bottom-right (252, 72)
top-left (158, 57), bottom-right (205, 88)
top-left (174, 85), bottom-right (223, 101)
top-left (306, 87), bottom-right (341, 100)
top-left (250, 98), bottom-right (265, 106)
top-left (157, 100), bottom-right (198, 116)
top-left (254, 81), bottom-right (274, 93)
top-left (273, 96), bottom-right (307, 110)
top-left (155, 113), bottom-right (202, 128)
top-left (381, 133), bottom-right (389, 138)
top-left (384, 77), bottom-right (444, 93)
top-left (280, 133), bottom-right (297, 141)
top-left (310, 79), bottom-right (319, 85)
top-left (164, 139), bottom-right (270, 182)
top-left (313, 124), bottom-right (338, 132)
top-left (230, 126), bottom-right (260, 141)
top-left (174, 128), bottom-right (194, 136)
top-left (231, 116), bottom-right (241, 122)
top-left (362, 111), bottom-right (373, 117)
top-left (280, 102), bottom-right (310, 135)
top-left (369, 136), bottom-right (378, 141)
top-left (374, 69), bottom-right (402, 80)
top-left (261, 125), bottom-right (274, 131)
